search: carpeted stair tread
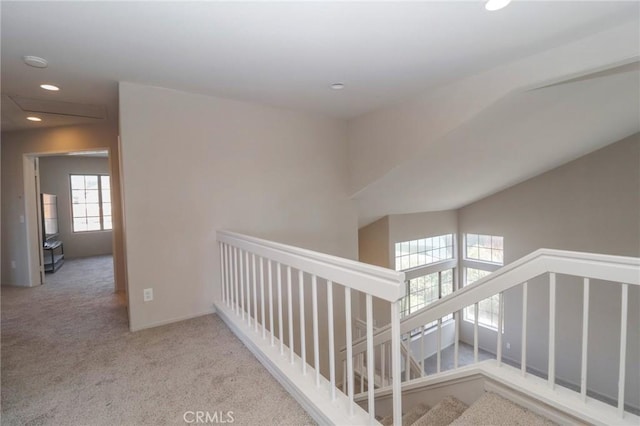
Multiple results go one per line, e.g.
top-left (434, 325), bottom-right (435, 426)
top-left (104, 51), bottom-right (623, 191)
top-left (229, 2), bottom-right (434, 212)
top-left (403, 402), bottom-right (431, 426)
top-left (450, 392), bottom-right (556, 426)
top-left (412, 395), bottom-right (468, 426)
top-left (380, 402), bottom-right (431, 426)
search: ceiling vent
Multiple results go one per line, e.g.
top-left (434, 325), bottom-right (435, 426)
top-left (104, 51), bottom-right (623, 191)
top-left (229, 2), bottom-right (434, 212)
top-left (9, 96), bottom-right (107, 120)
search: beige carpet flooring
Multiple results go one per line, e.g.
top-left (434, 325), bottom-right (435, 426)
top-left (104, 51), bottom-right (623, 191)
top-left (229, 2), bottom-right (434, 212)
top-left (1, 256), bottom-right (314, 425)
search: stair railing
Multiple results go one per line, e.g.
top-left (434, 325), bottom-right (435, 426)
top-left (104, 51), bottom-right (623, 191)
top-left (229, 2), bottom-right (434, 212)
top-left (344, 249), bottom-right (639, 421)
top-left (350, 317), bottom-right (423, 393)
top-left (216, 230), bottom-right (406, 425)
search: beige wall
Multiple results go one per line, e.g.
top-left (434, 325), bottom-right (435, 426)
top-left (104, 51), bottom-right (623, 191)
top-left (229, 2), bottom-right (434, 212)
top-left (359, 134), bottom-right (639, 409)
top-left (457, 133), bottom-right (640, 408)
top-left (39, 156), bottom-right (113, 259)
top-left (358, 217), bottom-right (389, 269)
top-left (118, 82), bottom-right (358, 339)
top-left (1, 124), bottom-right (126, 293)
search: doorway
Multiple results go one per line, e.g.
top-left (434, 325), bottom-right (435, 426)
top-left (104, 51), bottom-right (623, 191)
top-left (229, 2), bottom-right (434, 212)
top-left (23, 148), bottom-right (128, 323)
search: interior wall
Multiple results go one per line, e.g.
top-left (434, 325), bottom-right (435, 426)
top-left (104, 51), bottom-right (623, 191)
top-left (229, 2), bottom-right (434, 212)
top-left (0, 124), bottom-right (126, 293)
top-left (356, 134), bottom-right (639, 407)
top-left (118, 83), bottom-right (358, 352)
top-left (358, 217), bottom-right (390, 269)
top-left (457, 133), bottom-right (640, 408)
top-left (39, 156), bottom-right (113, 259)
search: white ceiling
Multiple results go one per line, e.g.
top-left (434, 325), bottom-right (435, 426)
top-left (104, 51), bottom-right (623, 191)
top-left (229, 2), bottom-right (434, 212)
top-left (353, 63), bottom-right (640, 224)
top-left (2, 1), bottom-right (638, 228)
top-left (2, 1), bottom-right (638, 131)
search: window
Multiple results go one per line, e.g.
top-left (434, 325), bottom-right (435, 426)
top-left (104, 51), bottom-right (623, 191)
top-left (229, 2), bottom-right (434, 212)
top-left (395, 234), bottom-right (455, 330)
top-left (465, 233), bottom-right (503, 264)
top-left (400, 269), bottom-right (453, 320)
top-left (463, 234), bottom-right (503, 329)
top-left (394, 234), bottom-right (453, 271)
top-left (70, 175), bottom-right (112, 232)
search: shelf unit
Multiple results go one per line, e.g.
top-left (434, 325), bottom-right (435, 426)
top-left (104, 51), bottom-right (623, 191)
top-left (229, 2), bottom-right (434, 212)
top-left (43, 240), bottom-right (64, 273)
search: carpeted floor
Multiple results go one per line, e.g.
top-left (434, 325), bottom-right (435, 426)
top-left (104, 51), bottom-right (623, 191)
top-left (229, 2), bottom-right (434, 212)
top-left (1, 256), bottom-right (314, 425)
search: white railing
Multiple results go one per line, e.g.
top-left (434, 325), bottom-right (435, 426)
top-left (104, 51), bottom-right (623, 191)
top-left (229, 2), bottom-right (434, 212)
top-left (345, 249), bottom-right (640, 424)
top-left (351, 318), bottom-right (423, 391)
top-left (215, 231), bottom-right (407, 425)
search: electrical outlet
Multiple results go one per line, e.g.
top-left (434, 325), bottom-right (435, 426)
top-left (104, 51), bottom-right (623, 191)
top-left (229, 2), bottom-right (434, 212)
top-left (11, 260), bottom-right (16, 269)
top-left (506, 342), bottom-right (511, 350)
top-left (143, 288), bottom-right (153, 302)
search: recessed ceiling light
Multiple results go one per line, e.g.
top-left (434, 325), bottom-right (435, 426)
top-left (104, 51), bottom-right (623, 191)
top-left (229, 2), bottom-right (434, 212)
top-left (485, 0), bottom-right (512, 11)
top-left (26, 116), bottom-right (42, 122)
top-left (331, 83), bottom-right (345, 90)
top-left (40, 84), bottom-right (60, 91)
top-left (23, 56), bottom-right (48, 68)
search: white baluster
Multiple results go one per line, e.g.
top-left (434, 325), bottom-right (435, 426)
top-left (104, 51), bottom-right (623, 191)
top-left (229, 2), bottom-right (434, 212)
top-left (312, 275), bottom-right (320, 387)
top-left (454, 311), bottom-right (459, 369)
top-left (342, 359), bottom-right (347, 395)
top-left (420, 325), bottom-right (425, 377)
top-left (360, 348), bottom-right (365, 394)
top-left (549, 272), bottom-right (556, 389)
top-left (268, 260), bottom-right (274, 346)
top-left (497, 292), bottom-right (503, 367)
top-left (391, 301), bottom-right (402, 426)
top-left (239, 250), bottom-right (245, 319)
top-left (405, 337), bottom-right (410, 381)
top-left (244, 251), bottom-right (251, 327)
top-left (232, 247), bottom-right (238, 313)
top-left (260, 257), bottom-right (266, 338)
top-left (219, 242), bottom-right (225, 303)
top-left (474, 302), bottom-right (479, 363)
top-left (299, 270), bottom-right (306, 375)
top-left (327, 281), bottom-right (336, 400)
top-left (277, 263), bottom-right (284, 355)
top-left (228, 245), bottom-right (234, 310)
top-left (618, 283), bottom-right (629, 417)
top-left (580, 278), bottom-right (589, 400)
top-left (345, 287), bottom-right (354, 416)
top-left (252, 254), bottom-right (258, 331)
top-left (522, 282), bottom-right (528, 376)
top-left (437, 318), bottom-right (442, 373)
top-left (287, 266), bottom-right (294, 364)
top-left (366, 294), bottom-right (375, 424)
top-left (224, 244), bottom-right (233, 311)
top-left (381, 343), bottom-right (386, 387)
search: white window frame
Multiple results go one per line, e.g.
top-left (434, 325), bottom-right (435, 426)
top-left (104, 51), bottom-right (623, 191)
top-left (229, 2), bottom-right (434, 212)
top-left (394, 234), bottom-right (458, 335)
top-left (462, 233), bottom-right (504, 331)
top-left (70, 174), bottom-right (112, 233)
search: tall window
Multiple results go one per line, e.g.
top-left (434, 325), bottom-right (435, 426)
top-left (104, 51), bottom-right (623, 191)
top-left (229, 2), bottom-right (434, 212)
top-left (395, 234), bottom-right (455, 327)
top-left (401, 270), bottom-right (454, 325)
top-left (395, 234), bottom-right (453, 271)
top-left (70, 175), bottom-right (112, 232)
top-left (463, 234), bottom-right (503, 329)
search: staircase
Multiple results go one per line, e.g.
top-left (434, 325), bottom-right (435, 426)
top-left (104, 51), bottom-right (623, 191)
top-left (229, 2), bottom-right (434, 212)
top-left (382, 392), bottom-right (554, 426)
top-left (214, 231), bottom-right (640, 425)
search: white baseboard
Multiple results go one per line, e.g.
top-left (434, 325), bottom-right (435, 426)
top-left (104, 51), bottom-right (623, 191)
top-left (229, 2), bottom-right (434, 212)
top-left (129, 306), bottom-right (216, 332)
top-left (214, 301), bottom-right (372, 426)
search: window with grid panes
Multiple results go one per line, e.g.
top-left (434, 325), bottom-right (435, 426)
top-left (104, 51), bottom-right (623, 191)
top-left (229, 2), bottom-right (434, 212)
top-left (70, 175), bottom-right (112, 232)
top-left (394, 234), bottom-right (453, 271)
top-left (463, 234), bottom-right (503, 329)
top-left (395, 234), bottom-right (455, 331)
